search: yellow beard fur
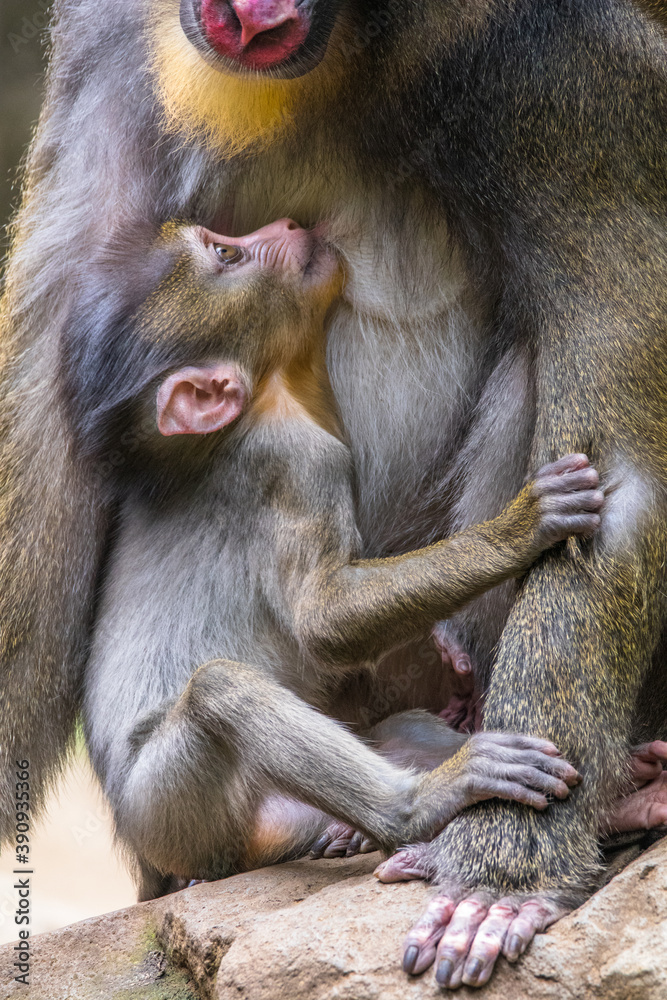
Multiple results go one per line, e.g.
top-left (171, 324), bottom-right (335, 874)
top-left (150, 1), bottom-right (342, 155)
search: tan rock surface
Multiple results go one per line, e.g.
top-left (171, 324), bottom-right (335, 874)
top-left (0, 902), bottom-right (199, 1000)
top-left (2, 838), bottom-right (666, 999)
top-left (158, 840), bottom-right (667, 1000)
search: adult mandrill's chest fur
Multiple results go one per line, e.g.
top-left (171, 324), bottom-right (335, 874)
top-left (224, 153), bottom-right (494, 556)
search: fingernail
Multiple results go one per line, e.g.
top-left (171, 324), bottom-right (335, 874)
top-left (309, 834), bottom-right (328, 856)
top-left (508, 934), bottom-right (522, 960)
top-left (464, 958), bottom-right (483, 982)
top-left (403, 945), bottom-right (419, 974)
top-left (435, 958), bottom-right (453, 985)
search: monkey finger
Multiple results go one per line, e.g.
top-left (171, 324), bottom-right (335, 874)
top-left (431, 896), bottom-right (492, 988)
top-left (502, 896), bottom-right (566, 962)
top-left (403, 895), bottom-right (460, 976)
top-left (359, 836), bottom-right (378, 853)
top-left (508, 766), bottom-right (572, 799)
top-left (628, 759), bottom-right (663, 787)
top-left (472, 779), bottom-right (548, 810)
top-left (535, 454), bottom-right (591, 478)
top-left (639, 740), bottom-right (667, 761)
top-left (601, 772), bottom-right (667, 834)
top-left (471, 732), bottom-right (560, 755)
top-left (486, 746), bottom-right (581, 785)
top-left (544, 490), bottom-right (605, 513)
top-left (460, 901), bottom-right (518, 987)
top-left (629, 740), bottom-right (667, 784)
top-left (552, 513), bottom-right (601, 538)
top-left (536, 467), bottom-right (600, 495)
top-left (472, 734), bottom-right (581, 782)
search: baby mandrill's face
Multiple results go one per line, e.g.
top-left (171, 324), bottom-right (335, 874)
top-left (153, 219), bottom-right (342, 439)
top-left (188, 218), bottom-right (341, 296)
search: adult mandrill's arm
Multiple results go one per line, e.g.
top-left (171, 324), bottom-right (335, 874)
top-left (0, 0), bottom-right (207, 844)
top-left (0, 301), bottom-right (109, 844)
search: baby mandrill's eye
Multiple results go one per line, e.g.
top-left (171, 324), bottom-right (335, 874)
top-left (213, 244), bottom-right (244, 265)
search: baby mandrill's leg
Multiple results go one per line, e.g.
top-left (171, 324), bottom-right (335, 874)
top-left (312, 710), bottom-right (467, 860)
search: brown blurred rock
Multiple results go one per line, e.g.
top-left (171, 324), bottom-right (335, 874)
top-left (0, 901), bottom-right (199, 1000)
top-left (2, 838), bottom-right (667, 999)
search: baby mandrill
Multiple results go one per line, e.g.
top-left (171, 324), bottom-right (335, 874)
top-left (80, 219), bottom-right (602, 896)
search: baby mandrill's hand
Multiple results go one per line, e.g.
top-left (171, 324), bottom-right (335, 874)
top-left (407, 732), bottom-right (581, 843)
top-left (526, 453), bottom-right (604, 549)
top-left (495, 453), bottom-right (604, 567)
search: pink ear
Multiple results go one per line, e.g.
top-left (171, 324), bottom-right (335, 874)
top-left (156, 364), bottom-right (247, 436)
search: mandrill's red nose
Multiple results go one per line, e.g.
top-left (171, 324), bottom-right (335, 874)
top-left (233, 0), bottom-right (297, 47)
top-left (200, 0), bottom-right (310, 70)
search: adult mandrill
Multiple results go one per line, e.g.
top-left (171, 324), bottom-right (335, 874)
top-left (0, 0), bottom-right (665, 990)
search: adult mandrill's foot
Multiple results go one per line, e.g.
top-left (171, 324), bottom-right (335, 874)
top-left (402, 887), bottom-right (568, 988)
top-left (602, 740), bottom-right (667, 834)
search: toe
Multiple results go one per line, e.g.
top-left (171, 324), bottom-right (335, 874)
top-left (403, 896), bottom-right (458, 976)
top-left (374, 845), bottom-right (430, 882)
top-left (308, 832), bottom-right (331, 858)
top-left (345, 831), bottom-right (364, 856)
top-left (433, 896), bottom-right (490, 988)
top-left (323, 834), bottom-right (353, 857)
top-left (460, 902), bottom-right (516, 986)
top-left (503, 897), bottom-right (564, 962)
top-left (310, 821), bottom-right (355, 859)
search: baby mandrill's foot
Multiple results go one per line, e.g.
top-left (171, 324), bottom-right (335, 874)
top-left (374, 843), bottom-right (431, 882)
top-left (309, 821), bottom-right (378, 858)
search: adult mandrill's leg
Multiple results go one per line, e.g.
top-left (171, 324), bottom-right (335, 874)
top-left (403, 463), bottom-right (667, 988)
top-left (403, 215), bottom-right (667, 983)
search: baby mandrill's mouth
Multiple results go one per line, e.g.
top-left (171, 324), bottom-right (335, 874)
top-left (301, 233), bottom-right (340, 285)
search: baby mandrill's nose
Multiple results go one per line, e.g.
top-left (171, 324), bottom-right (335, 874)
top-left (252, 218), bottom-right (302, 238)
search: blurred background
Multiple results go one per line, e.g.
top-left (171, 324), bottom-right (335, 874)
top-left (0, 0), bottom-right (135, 944)
top-left (0, 0), bottom-right (51, 241)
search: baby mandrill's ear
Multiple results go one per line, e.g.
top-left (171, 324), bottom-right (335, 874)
top-left (157, 364), bottom-right (247, 436)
